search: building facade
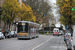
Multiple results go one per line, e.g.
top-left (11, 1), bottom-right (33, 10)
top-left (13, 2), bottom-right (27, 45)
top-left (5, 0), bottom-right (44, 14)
top-left (0, 0), bottom-right (4, 30)
top-left (17, 0), bottom-right (22, 6)
top-left (0, 0), bottom-right (2, 28)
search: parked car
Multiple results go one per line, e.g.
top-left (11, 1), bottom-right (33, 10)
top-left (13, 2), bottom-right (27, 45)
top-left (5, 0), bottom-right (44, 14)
top-left (14, 31), bottom-right (17, 37)
top-left (66, 33), bottom-right (72, 50)
top-left (64, 33), bottom-right (68, 41)
top-left (0, 32), bottom-right (4, 39)
top-left (64, 30), bottom-right (71, 41)
top-left (10, 31), bottom-right (16, 37)
top-left (59, 30), bottom-right (64, 35)
top-left (64, 30), bottom-right (72, 50)
top-left (3, 31), bottom-right (11, 38)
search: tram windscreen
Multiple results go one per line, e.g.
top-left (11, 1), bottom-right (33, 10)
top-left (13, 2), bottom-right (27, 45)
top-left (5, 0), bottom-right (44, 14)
top-left (18, 23), bottom-right (28, 33)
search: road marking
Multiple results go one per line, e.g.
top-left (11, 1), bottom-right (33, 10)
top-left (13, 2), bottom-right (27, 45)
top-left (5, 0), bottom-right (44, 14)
top-left (32, 37), bottom-right (54, 50)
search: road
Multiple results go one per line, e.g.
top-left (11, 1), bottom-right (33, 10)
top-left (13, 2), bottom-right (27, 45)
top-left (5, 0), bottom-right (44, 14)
top-left (0, 35), bottom-right (66, 50)
top-left (33, 35), bottom-right (66, 50)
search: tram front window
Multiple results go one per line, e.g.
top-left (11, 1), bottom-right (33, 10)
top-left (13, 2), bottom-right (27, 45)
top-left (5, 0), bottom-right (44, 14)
top-left (18, 23), bottom-right (28, 33)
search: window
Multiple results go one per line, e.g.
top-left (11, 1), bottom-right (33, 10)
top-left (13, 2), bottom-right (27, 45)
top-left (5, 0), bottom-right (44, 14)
top-left (18, 23), bottom-right (28, 33)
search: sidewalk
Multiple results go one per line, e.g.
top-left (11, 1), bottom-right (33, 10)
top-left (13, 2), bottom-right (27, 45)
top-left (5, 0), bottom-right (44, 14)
top-left (72, 25), bottom-right (75, 50)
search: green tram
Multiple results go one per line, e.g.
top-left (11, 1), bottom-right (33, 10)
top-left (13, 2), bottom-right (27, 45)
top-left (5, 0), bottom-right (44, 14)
top-left (17, 21), bottom-right (40, 39)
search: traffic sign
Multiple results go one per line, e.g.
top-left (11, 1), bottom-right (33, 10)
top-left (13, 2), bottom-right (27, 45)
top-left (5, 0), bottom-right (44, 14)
top-left (66, 25), bottom-right (69, 29)
top-left (44, 14), bottom-right (46, 16)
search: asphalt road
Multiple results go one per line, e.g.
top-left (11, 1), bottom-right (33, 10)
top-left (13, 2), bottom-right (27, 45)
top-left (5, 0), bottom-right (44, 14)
top-left (33, 35), bottom-right (66, 50)
top-left (0, 35), bottom-right (66, 50)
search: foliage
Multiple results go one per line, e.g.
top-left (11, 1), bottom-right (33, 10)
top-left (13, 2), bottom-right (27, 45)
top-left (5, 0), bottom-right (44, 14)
top-left (51, 24), bottom-right (55, 27)
top-left (19, 3), bottom-right (36, 22)
top-left (22, 0), bottom-right (52, 23)
top-left (1, 0), bottom-right (20, 23)
top-left (1, 0), bottom-right (21, 30)
top-left (56, 0), bottom-right (75, 27)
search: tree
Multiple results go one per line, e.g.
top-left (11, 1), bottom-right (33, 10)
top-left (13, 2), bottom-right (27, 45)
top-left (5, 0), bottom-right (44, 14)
top-left (22, 0), bottom-right (52, 23)
top-left (71, 0), bottom-right (75, 25)
top-left (19, 3), bottom-right (36, 22)
top-left (51, 24), bottom-right (55, 27)
top-left (1, 0), bottom-right (21, 30)
top-left (56, 0), bottom-right (74, 28)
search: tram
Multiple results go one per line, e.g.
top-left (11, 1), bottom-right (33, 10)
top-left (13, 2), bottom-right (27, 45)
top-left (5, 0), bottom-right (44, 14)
top-left (17, 21), bottom-right (40, 39)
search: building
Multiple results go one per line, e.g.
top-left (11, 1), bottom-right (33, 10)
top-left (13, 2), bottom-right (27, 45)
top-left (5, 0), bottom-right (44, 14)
top-left (0, 0), bottom-right (4, 7)
top-left (0, 0), bottom-right (1, 27)
top-left (0, 0), bottom-right (1, 5)
top-left (17, 0), bottom-right (22, 6)
top-left (0, 0), bottom-right (4, 30)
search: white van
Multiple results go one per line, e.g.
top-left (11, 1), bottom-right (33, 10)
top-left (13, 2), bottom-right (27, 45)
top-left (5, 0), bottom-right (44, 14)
top-left (53, 28), bottom-right (59, 36)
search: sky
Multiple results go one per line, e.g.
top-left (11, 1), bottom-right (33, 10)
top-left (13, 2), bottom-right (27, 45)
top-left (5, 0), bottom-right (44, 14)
top-left (48, 0), bottom-right (60, 22)
top-left (49, 0), bottom-right (57, 16)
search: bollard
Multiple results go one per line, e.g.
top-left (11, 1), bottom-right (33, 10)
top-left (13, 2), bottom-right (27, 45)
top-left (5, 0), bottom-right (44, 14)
top-left (47, 31), bottom-right (49, 34)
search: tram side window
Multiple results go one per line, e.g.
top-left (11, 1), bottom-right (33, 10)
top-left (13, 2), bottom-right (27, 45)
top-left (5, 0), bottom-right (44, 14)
top-left (25, 23), bottom-right (28, 32)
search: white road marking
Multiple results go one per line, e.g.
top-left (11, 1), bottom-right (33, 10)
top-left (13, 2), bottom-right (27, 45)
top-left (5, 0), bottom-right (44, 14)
top-left (32, 37), bottom-right (54, 50)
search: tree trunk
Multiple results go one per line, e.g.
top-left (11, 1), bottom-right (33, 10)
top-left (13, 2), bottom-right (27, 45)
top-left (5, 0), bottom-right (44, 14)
top-left (6, 23), bottom-right (8, 31)
top-left (9, 24), bottom-right (10, 31)
top-left (9, 23), bottom-right (11, 31)
top-left (7, 23), bottom-right (9, 31)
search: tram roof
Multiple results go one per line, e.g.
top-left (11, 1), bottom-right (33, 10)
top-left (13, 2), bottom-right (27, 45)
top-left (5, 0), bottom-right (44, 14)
top-left (18, 21), bottom-right (40, 26)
